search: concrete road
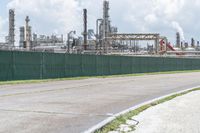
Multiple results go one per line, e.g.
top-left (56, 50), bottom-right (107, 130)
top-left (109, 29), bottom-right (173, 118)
top-left (0, 72), bottom-right (200, 133)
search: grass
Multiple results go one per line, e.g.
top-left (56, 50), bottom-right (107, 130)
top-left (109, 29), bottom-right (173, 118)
top-left (95, 88), bottom-right (200, 133)
top-left (1, 69), bottom-right (200, 86)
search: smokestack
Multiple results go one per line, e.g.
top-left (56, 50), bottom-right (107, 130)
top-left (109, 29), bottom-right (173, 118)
top-left (197, 41), bottom-right (200, 47)
top-left (181, 41), bottom-right (183, 48)
top-left (191, 38), bottom-right (195, 47)
top-left (176, 32), bottom-right (180, 48)
top-left (9, 9), bottom-right (15, 46)
top-left (83, 9), bottom-right (87, 50)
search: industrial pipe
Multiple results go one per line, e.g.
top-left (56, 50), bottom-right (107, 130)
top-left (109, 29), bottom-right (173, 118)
top-left (96, 19), bottom-right (103, 50)
top-left (67, 31), bottom-right (75, 53)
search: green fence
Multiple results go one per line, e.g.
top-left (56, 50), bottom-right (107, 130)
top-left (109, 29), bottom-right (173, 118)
top-left (0, 50), bottom-right (200, 81)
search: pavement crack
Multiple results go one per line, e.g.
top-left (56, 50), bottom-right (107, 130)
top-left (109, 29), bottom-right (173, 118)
top-left (0, 108), bottom-right (111, 117)
top-left (0, 79), bottom-right (134, 98)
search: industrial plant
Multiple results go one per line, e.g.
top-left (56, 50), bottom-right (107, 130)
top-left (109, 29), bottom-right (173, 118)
top-left (0, 1), bottom-right (200, 57)
top-left (1, 2), bottom-right (200, 133)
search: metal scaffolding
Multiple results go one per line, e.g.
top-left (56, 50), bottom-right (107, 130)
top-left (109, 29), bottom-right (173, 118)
top-left (107, 33), bottom-right (160, 53)
top-left (108, 33), bottom-right (160, 40)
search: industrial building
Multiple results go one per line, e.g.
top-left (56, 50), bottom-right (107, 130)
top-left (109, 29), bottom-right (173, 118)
top-left (1, 1), bottom-right (200, 57)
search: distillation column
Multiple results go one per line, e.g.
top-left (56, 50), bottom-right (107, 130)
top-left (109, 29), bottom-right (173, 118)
top-left (102, 0), bottom-right (110, 53)
top-left (8, 9), bottom-right (15, 47)
top-left (25, 16), bottom-right (32, 50)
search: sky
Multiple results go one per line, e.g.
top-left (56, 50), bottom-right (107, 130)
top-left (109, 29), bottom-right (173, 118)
top-left (0, 0), bottom-right (200, 44)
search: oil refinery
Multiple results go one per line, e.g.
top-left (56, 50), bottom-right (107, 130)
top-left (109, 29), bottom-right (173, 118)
top-left (1, 1), bottom-right (200, 133)
top-left (0, 1), bottom-right (200, 57)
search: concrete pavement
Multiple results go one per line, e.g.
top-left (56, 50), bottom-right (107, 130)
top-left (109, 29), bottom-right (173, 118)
top-left (0, 72), bottom-right (200, 133)
top-left (132, 91), bottom-right (200, 133)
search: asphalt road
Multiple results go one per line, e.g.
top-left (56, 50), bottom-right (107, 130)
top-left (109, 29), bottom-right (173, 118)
top-left (0, 72), bottom-right (200, 133)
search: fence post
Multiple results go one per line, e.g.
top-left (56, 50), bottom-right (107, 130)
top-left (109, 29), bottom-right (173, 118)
top-left (40, 52), bottom-right (44, 79)
top-left (64, 53), bottom-right (66, 77)
top-left (11, 51), bottom-right (15, 80)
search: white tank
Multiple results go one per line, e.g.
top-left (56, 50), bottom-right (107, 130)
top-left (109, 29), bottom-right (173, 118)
top-left (185, 47), bottom-right (195, 51)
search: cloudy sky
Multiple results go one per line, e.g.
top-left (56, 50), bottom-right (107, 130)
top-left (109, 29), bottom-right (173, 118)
top-left (0, 0), bottom-right (200, 44)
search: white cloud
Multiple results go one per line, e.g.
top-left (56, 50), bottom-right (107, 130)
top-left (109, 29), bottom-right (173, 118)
top-left (152, 0), bottom-right (185, 19)
top-left (122, 0), bottom-right (186, 28)
top-left (0, 16), bottom-right (3, 42)
top-left (0, 16), bottom-right (2, 32)
top-left (114, 0), bottom-right (200, 42)
top-left (7, 0), bottom-right (82, 34)
top-left (144, 14), bottom-right (157, 24)
top-left (5, 0), bottom-right (200, 43)
top-left (0, 16), bottom-right (7, 42)
top-left (171, 21), bottom-right (185, 40)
